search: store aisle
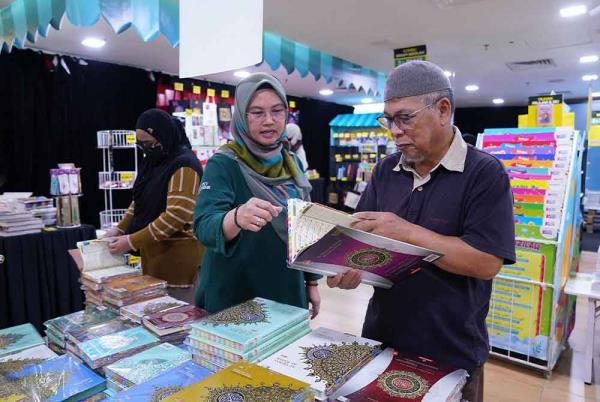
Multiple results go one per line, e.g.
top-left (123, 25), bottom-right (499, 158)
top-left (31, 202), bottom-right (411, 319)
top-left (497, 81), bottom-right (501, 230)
top-left (313, 251), bottom-right (600, 402)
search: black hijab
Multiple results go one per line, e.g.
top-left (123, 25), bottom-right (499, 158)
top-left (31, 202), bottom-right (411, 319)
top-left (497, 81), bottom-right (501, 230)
top-left (127, 109), bottom-right (202, 235)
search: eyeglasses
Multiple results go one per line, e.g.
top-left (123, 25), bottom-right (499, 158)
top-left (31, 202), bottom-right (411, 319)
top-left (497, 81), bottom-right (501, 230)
top-left (376, 101), bottom-right (437, 131)
top-left (246, 107), bottom-right (287, 122)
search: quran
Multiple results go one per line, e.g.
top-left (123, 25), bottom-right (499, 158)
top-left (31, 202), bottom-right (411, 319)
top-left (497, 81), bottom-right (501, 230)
top-left (332, 348), bottom-right (468, 402)
top-left (143, 305), bottom-right (209, 337)
top-left (260, 326), bottom-right (382, 400)
top-left (287, 199), bottom-right (442, 288)
top-left (120, 295), bottom-right (188, 323)
top-left (163, 361), bottom-right (314, 402)
top-left (0, 323), bottom-right (44, 358)
top-left (0, 345), bottom-right (56, 378)
top-left (44, 307), bottom-right (117, 351)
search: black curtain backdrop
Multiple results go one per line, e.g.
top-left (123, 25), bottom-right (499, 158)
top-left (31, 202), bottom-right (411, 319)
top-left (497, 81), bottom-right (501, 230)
top-left (454, 106), bottom-right (528, 137)
top-left (0, 49), bottom-right (157, 226)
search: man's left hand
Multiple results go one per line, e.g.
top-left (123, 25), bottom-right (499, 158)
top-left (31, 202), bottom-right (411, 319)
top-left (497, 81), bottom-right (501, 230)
top-left (352, 211), bottom-right (415, 243)
top-left (108, 235), bottom-right (132, 255)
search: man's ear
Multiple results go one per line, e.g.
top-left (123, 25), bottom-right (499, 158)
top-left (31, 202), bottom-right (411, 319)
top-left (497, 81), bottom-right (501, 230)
top-left (437, 98), bottom-right (452, 126)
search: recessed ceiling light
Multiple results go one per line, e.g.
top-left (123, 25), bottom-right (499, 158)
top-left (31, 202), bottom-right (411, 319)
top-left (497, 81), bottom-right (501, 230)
top-left (465, 84), bottom-right (479, 92)
top-left (443, 70), bottom-right (455, 78)
top-left (560, 5), bottom-right (587, 18)
top-left (361, 98), bottom-right (374, 104)
top-left (592, 92), bottom-right (600, 97)
top-left (493, 98), bottom-right (505, 105)
top-left (81, 37), bottom-right (106, 48)
top-left (233, 70), bottom-right (251, 78)
top-left (580, 55), bottom-right (599, 64)
top-left (319, 89), bottom-right (334, 96)
top-left (582, 74), bottom-right (598, 81)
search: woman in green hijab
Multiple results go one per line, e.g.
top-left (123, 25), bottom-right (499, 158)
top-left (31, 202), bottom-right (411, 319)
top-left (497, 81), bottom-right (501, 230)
top-left (193, 73), bottom-right (321, 317)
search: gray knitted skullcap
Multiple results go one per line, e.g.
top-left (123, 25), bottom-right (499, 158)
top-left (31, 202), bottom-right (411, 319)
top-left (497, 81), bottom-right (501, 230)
top-left (384, 60), bottom-right (452, 101)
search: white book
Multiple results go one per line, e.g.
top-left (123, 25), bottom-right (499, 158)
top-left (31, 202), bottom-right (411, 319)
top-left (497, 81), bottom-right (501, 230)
top-left (82, 266), bottom-right (140, 284)
top-left (77, 239), bottom-right (129, 272)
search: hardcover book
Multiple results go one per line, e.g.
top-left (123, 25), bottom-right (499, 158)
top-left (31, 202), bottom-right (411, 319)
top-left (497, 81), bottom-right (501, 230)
top-left (143, 305), bottom-right (209, 336)
top-left (67, 318), bottom-right (137, 345)
top-left (0, 345), bottom-right (57, 377)
top-left (120, 295), bottom-right (188, 323)
top-left (288, 199), bottom-right (442, 288)
top-left (82, 266), bottom-right (140, 284)
top-left (0, 324), bottom-right (45, 358)
top-left (77, 239), bottom-right (131, 272)
top-left (103, 275), bottom-right (167, 298)
top-left (260, 327), bottom-right (382, 399)
top-left (44, 307), bottom-right (117, 341)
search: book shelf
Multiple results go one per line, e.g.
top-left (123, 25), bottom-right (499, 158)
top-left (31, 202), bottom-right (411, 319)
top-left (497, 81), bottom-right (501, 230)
top-left (96, 130), bottom-right (138, 229)
top-left (327, 113), bottom-right (391, 210)
top-left (477, 126), bottom-right (583, 375)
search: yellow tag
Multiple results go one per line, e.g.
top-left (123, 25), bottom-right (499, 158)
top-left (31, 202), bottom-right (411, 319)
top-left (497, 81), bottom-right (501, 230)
top-left (344, 133), bottom-right (351, 139)
top-left (344, 154), bottom-right (351, 160)
top-left (193, 85), bottom-right (201, 95)
top-left (380, 154), bottom-right (386, 159)
top-left (185, 108), bottom-right (193, 116)
top-left (341, 177), bottom-right (348, 182)
top-left (120, 172), bottom-right (134, 182)
top-left (370, 153), bottom-right (376, 158)
top-left (125, 134), bottom-right (136, 144)
top-left (357, 177), bottom-right (363, 182)
top-left (330, 177), bottom-right (337, 181)
top-left (207, 88), bottom-right (216, 97)
top-left (174, 82), bottom-right (184, 91)
top-left (289, 100), bottom-right (296, 108)
top-left (351, 133), bottom-right (357, 139)
top-left (352, 154), bottom-right (359, 160)
top-left (128, 255), bottom-right (141, 265)
top-left (221, 90), bottom-right (230, 98)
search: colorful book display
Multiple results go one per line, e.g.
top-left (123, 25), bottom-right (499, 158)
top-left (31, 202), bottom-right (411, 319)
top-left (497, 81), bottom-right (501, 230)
top-left (2, 354), bottom-right (105, 401)
top-left (260, 327), bottom-right (382, 399)
top-left (163, 361), bottom-right (315, 402)
top-left (187, 298), bottom-right (311, 370)
top-left (0, 324), bottom-right (44, 358)
top-left (104, 343), bottom-right (191, 392)
top-left (333, 348), bottom-right (468, 402)
top-left (109, 360), bottom-right (212, 401)
top-left (288, 199), bottom-right (442, 288)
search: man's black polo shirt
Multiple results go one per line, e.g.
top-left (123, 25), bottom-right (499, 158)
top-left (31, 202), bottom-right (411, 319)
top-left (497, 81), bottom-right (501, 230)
top-left (356, 129), bottom-right (516, 372)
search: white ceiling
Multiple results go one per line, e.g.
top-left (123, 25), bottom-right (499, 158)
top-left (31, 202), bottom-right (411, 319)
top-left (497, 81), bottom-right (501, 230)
top-left (15, 0), bottom-right (600, 107)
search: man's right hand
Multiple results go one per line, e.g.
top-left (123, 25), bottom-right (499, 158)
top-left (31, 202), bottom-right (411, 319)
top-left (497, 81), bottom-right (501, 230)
top-left (100, 227), bottom-right (121, 239)
top-left (326, 269), bottom-right (362, 290)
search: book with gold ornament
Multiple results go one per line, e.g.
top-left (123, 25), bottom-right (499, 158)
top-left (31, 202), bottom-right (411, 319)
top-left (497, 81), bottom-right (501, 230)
top-left (0, 345), bottom-right (57, 378)
top-left (44, 306), bottom-right (117, 350)
top-left (260, 327), bottom-right (382, 400)
top-left (0, 323), bottom-right (44, 358)
top-left (120, 295), bottom-right (188, 323)
top-left (1, 354), bottom-right (105, 401)
top-left (163, 361), bottom-right (314, 402)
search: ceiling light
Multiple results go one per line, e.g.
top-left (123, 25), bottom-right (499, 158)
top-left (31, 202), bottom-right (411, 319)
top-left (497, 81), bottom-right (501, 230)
top-left (560, 4), bottom-right (587, 18)
top-left (81, 37), bottom-right (106, 48)
top-left (361, 98), bottom-right (374, 104)
top-left (354, 103), bottom-right (385, 114)
top-left (465, 85), bottom-right (479, 92)
top-left (582, 74), bottom-right (598, 81)
top-left (443, 70), bottom-right (455, 78)
top-left (580, 55), bottom-right (599, 64)
top-left (233, 70), bottom-right (251, 78)
top-left (493, 98), bottom-right (505, 105)
top-left (319, 89), bottom-right (334, 96)
top-left (592, 92), bottom-right (600, 98)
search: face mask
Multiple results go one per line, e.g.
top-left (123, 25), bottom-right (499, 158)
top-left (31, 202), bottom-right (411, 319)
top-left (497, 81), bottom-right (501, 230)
top-left (138, 142), bottom-right (167, 163)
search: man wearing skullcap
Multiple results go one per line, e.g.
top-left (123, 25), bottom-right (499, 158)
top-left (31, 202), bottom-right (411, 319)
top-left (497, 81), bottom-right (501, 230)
top-left (327, 61), bottom-right (516, 401)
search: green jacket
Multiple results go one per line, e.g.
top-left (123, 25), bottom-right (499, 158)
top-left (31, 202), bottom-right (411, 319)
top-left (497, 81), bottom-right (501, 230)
top-left (193, 153), bottom-right (320, 313)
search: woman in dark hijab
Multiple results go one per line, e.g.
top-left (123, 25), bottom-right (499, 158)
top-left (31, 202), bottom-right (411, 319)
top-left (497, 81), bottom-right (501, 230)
top-left (105, 109), bottom-right (204, 302)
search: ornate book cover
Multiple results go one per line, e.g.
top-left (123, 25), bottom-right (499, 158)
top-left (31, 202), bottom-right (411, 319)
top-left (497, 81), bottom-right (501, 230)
top-left (105, 343), bottom-right (192, 388)
top-left (333, 348), bottom-right (468, 402)
top-left (163, 361), bottom-right (314, 402)
top-left (0, 324), bottom-right (45, 358)
top-left (189, 297), bottom-right (309, 352)
top-left (144, 305), bottom-right (209, 335)
top-left (259, 327), bottom-right (382, 398)
top-left (120, 296), bottom-right (188, 323)
top-left (0, 345), bottom-right (57, 377)
top-left (2, 354), bottom-right (105, 402)
top-left (110, 361), bottom-right (212, 401)
top-left (44, 307), bottom-right (117, 341)
top-left (288, 199), bottom-right (442, 289)
top-left (103, 275), bottom-right (167, 298)
top-left (67, 318), bottom-right (136, 345)
top-left (78, 327), bottom-right (158, 367)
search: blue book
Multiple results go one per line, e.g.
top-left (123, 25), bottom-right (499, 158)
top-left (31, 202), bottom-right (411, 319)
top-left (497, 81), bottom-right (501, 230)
top-left (78, 327), bottom-right (159, 369)
top-left (0, 323), bottom-right (44, 358)
top-left (4, 354), bottom-right (105, 401)
top-left (189, 297), bottom-right (309, 352)
top-left (108, 361), bottom-right (212, 401)
top-left (104, 343), bottom-right (192, 388)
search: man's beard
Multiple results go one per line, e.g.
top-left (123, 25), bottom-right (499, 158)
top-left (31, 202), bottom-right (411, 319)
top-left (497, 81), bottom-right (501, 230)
top-left (401, 152), bottom-right (425, 163)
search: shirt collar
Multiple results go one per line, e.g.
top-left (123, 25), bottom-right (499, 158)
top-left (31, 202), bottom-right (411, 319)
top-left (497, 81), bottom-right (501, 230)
top-left (393, 126), bottom-right (468, 174)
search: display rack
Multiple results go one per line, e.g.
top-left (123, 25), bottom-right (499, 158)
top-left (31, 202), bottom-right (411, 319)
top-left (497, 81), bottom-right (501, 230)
top-left (583, 118), bottom-right (600, 232)
top-left (327, 113), bottom-right (391, 210)
top-left (477, 126), bottom-right (583, 375)
top-left (97, 130), bottom-right (138, 229)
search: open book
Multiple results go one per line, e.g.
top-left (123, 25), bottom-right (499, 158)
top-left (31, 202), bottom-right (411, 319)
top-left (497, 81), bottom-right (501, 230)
top-left (76, 239), bottom-right (140, 283)
top-left (287, 199), bottom-right (442, 289)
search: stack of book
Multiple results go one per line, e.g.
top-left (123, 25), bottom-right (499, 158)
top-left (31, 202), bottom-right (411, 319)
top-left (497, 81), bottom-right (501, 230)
top-left (0, 323), bottom-right (45, 358)
top-left (143, 304), bottom-right (209, 344)
top-left (0, 344), bottom-right (56, 379)
top-left (110, 360), bottom-right (212, 401)
top-left (163, 361), bottom-right (315, 402)
top-left (120, 295), bottom-right (188, 324)
top-left (260, 327), bottom-right (382, 400)
top-left (22, 196), bottom-right (57, 226)
top-left (76, 239), bottom-right (141, 307)
top-left (43, 307), bottom-right (117, 354)
top-left (0, 209), bottom-right (43, 237)
top-left (1, 354), bottom-right (106, 401)
top-left (104, 343), bottom-right (192, 393)
top-left (75, 326), bottom-right (159, 370)
top-left (65, 318), bottom-right (137, 360)
top-left (102, 275), bottom-right (167, 312)
top-left (332, 348), bottom-right (468, 402)
top-left (186, 297), bottom-right (311, 372)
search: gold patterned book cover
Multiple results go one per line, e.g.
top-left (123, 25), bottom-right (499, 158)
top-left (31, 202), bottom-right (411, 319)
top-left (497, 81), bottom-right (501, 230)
top-left (260, 327), bottom-right (381, 399)
top-left (164, 361), bottom-right (314, 402)
top-left (104, 275), bottom-right (167, 297)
